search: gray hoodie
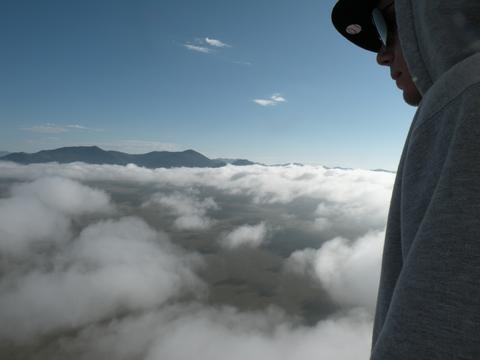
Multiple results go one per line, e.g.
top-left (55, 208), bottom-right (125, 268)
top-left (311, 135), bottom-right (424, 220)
top-left (371, 0), bottom-right (480, 359)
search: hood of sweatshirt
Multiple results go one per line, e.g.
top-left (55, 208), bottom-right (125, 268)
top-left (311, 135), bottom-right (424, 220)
top-left (395, 0), bottom-right (480, 96)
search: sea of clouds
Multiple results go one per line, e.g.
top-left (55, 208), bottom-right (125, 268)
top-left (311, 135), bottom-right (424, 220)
top-left (0, 161), bottom-right (395, 359)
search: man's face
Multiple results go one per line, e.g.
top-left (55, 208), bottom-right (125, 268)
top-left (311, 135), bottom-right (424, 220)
top-left (376, 0), bottom-right (422, 106)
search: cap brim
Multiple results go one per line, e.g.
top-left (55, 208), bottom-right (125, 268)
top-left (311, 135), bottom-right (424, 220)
top-left (331, 0), bottom-right (382, 53)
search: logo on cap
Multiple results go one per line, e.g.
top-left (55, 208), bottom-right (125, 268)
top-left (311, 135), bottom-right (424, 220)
top-left (345, 24), bottom-right (362, 35)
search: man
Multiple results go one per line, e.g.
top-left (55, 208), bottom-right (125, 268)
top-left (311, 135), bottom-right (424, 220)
top-left (332, 0), bottom-right (480, 358)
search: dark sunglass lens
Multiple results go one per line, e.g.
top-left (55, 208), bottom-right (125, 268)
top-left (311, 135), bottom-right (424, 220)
top-left (372, 8), bottom-right (388, 47)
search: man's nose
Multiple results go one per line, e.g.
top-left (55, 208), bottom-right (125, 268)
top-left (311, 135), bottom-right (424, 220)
top-left (376, 45), bottom-right (393, 66)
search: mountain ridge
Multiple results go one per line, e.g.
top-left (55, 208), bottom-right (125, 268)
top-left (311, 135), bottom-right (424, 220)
top-left (0, 146), bottom-right (251, 169)
top-left (0, 146), bottom-right (397, 173)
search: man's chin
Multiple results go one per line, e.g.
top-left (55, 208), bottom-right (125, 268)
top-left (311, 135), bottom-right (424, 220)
top-left (403, 90), bottom-right (422, 107)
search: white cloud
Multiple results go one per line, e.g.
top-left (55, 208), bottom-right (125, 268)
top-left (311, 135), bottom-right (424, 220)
top-left (21, 123), bottom-right (100, 134)
top-left (184, 37), bottom-right (232, 58)
top-left (0, 217), bottom-right (204, 342)
top-left (184, 44), bottom-right (212, 53)
top-left (286, 230), bottom-right (385, 313)
top-left (22, 123), bottom-right (68, 134)
top-left (253, 99), bottom-right (277, 106)
top-left (220, 222), bottom-right (268, 249)
top-left (205, 37), bottom-right (231, 48)
top-left (12, 177), bottom-right (113, 216)
top-left (271, 94), bottom-right (286, 102)
top-left (33, 305), bottom-right (372, 360)
top-left (0, 196), bottom-right (71, 255)
top-left (67, 124), bottom-right (88, 130)
top-left (253, 94), bottom-right (287, 107)
top-left (66, 124), bottom-right (102, 131)
top-left (146, 192), bottom-right (218, 230)
top-left (0, 177), bottom-right (112, 255)
top-left (311, 178), bottom-right (390, 238)
top-left (145, 306), bottom-right (372, 360)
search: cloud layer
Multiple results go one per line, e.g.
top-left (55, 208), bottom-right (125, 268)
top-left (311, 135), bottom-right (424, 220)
top-left (0, 217), bottom-right (203, 342)
top-left (0, 162), bottom-right (394, 359)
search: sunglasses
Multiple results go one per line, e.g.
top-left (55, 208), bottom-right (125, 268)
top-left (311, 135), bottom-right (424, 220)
top-left (372, 1), bottom-right (395, 47)
top-left (372, 3), bottom-right (395, 49)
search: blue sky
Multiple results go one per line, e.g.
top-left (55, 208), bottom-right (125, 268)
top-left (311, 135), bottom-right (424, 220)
top-left (0, 0), bottom-right (416, 170)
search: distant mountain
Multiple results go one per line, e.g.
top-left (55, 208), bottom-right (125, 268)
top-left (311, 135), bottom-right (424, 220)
top-left (371, 168), bottom-right (396, 173)
top-left (322, 165), bottom-right (353, 170)
top-left (0, 151), bottom-right (9, 157)
top-left (0, 146), bottom-right (257, 169)
top-left (214, 158), bottom-right (260, 166)
top-left (271, 162), bottom-right (305, 167)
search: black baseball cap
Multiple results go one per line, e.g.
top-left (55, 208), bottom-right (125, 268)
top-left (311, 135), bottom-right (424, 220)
top-left (331, 0), bottom-right (384, 53)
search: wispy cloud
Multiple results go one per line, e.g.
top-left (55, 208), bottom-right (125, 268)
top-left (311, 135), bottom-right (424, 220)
top-left (253, 99), bottom-right (277, 107)
top-left (271, 94), bottom-right (286, 103)
top-left (233, 60), bottom-right (252, 66)
top-left (253, 93), bottom-right (287, 107)
top-left (184, 44), bottom-right (212, 54)
top-left (205, 37), bottom-right (231, 48)
top-left (21, 123), bottom-right (101, 134)
top-left (184, 37), bottom-right (231, 55)
top-left (183, 37), bottom-right (251, 67)
top-left (66, 124), bottom-right (89, 130)
top-left (21, 124), bottom-right (68, 134)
